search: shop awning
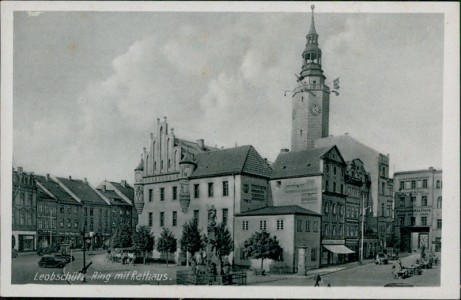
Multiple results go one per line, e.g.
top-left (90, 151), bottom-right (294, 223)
top-left (323, 245), bottom-right (355, 254)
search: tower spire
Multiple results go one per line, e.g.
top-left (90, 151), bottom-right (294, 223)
top-left (308, 5), bottom-right (317, 36)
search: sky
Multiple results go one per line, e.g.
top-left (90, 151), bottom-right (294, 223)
top-left (13, 9), bottom-right (444, 185)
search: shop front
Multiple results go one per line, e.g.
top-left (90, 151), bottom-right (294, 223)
top-left (13, 231), bottom-right (36, 252)
top-left (321, 240), bottom-right (355, 266)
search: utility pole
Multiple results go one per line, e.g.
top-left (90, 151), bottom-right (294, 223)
top-left (360, 193), bottom-right (371, 264)
top-left (80, 225), bottom-right (92, 283)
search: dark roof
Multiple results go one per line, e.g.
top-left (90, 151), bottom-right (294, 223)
top-left (110, 182), bottom-right (134, 201)
top-left (36, 187), bottom-right (56, 202)
top-left (235, 205), bottom-right (321, 217)
top-left (189, 145), bottom-right (272, 179)
top-left (57, 177), bottom-right (108, 206)
top-left (175, 138), bottom-right (216, 154)
top-left (271, 146), bottom-right (332, 179)
top-left (98, 189), bottom-right (131, 206)
top-left (34, 175), bottom-right (80, 205)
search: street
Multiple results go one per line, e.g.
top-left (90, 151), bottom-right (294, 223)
top-left (11, 253), bottom-right (68, 285)
top-left (11, 251), bottom-right (440, 287)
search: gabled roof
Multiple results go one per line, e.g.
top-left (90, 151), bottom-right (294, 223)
top-left (189, 145), bottom-right (272, 179)
top-left (34, 175), bottom-right (80, 205)
top-left (110, 181), bottom-right (134, 201)
top-left (98, 189), bottom-right (131, 207)
top-left (175, 138), bottom-right (216, 154)
top-left (36, 187), bottom-right (55, 202)
top-left (271, 146), bottom-right (339, 180)
top-left (56, 177), bottom-right (109, 206)
top-left (235, 205), bottom-right (321, 217)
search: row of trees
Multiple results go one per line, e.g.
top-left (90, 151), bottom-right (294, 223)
top-left (111, 219), bottom-right (283, 272)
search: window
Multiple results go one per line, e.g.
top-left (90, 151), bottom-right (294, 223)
top-left (325, 224), bottom-right (329, 236)
top-left (334, 167), bottom-right (337, 175)
top-left (74, 220), bottom-right (78, 228)
top-left (437, 219), bottom-right (442, 229)
top-left (242, 221), bottom-right (249, 231)
top-left (411, 217), bottom-right (415, 226)
top-left (38, 220), bottom-right (42, 229)
top-left (436, 180), bottom-right (441, 189)
top-left (400, 217), bottom-right (405, 226)
top-left (38, 204), bottom-right (43, 214)
top-left (400, 197), bottom-right (405, 207)
top-left (172, 211), bottom-right (177, 227)
top-left (259, 220), bottom-right (266, 231)
top-left (311, 248), bottom-right (317, 261)
top-left (333, 182), bottom-right (336, 193)
top-left (172, 186), bottom-right (177, 200)
top-left (276, 181), bottom-right (281, 187)
top-left (339, 205), bottom-right (343, 216)
top-left (68, 207), bottom-right (72, 214)
top-left (149, 189), bottom-right (153, 202)
top-left (160, 188), bottom-right (165, 201)
top-left (340, 184), bottom-right (344, 194)
top-left (67, 218), bottom-right (71, 228)
top-left (332, 225), bottom-right (336, 236)
top-left (411, 180), bottom-right (416, 189)
top-left (74, 206), bottom-right (78, 214)
top-left (148, 212), bottom-right (153, 227)
top-left (297, 220), bottom-right (302, 232)
top-left (194, 210), bottom-right (199, 225)
top-left (160, 212), bottom-right (164, 227)
top-left (332, 203), bottom-right (336, 215)
top-left (60, 206), bottom-right (64, 213)
top-left (325, 180), bottom-right (329, 192)
top-left (313, 221), bottom-right (318, 232)
top-left (411, 196), bottom-right (416, 203)
top-left (60, 219), bottom-right (64, 228)
top-left (84, 207), bottom-right (87, 216)
top-left (381, 203), bottom-right (385, 217)
top-left (339, 225), bottom-right (343, 236)
top-left (400, 181), bottom-right (405, 190)
top-left (421, 196), bottom-right (427, 206)
top-left (223, 181), bottom-right (229, 196)
top-left (326, 164), bottom-right (329, 172)
top-left (387, 205), bottom-right (391, 218)
top-left (222, 208), bottom-right (228, 225)
top-left (90, 208), bottom-right (93, 216)
top-left (421, 216), bottom-right (427, 226)
top-left (194, 184), bottom-right (200, 198)
top-left (306, 220), bottom-right (310, 232)
top-left (277, 220), bottom-right (284, 230)
top-left (44, 220), bottom-right (49, 229)
top-left (423, 179), bottom-right (428, 188)
top-left (208, 183), bottom-right (214, 197)
top-left (437, 196), bottom-right (442, 208)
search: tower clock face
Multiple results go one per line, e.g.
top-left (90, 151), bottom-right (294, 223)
top-left (310, 104), bottom-right (322, 116)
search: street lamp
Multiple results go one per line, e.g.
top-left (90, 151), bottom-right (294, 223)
top-left (360, 193), bottom-right (372, 264)
top-left (79, 225), bottom-right (93, 283)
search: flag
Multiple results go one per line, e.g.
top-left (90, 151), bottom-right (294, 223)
top-left (333, 78), bottom-right (340, 90)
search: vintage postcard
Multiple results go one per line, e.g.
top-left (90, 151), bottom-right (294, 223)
top-left (1, 1), bottom-right (459, 298)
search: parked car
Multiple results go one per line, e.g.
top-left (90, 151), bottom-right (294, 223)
top-left (52, 253), bottom-right (72, 264)
top-left (375, 253), bottom-right (389, 265)
top-left (38, 255), bottom-right (66, 268)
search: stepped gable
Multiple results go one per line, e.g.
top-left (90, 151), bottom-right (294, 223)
top-left (34, 175), bottom-right (80, 205)
top-left (190, 145), bottom-right (272, 179)
top-left (271, 146), bottom-right (340, 179)
top-left (235, 205), bottom-right (320, 217)
top-left (57, 177), bottom-right (108, 206)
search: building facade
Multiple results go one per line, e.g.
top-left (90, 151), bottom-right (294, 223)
top-left (315, 134), bottom-right (394, 251)
top-left (394, 167), bottom-right (442, 253)
top-left (12, 167), bottom-right (37, 252)
top-left (234, 206), bottom-right (321, 274)
top-left (134, 118), bottom-right (272, 262)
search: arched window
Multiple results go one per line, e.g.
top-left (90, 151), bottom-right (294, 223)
top-left (168, 159), bottom-right (171, 169)
top-left (161, 160), bottom-right (164, 170)
top-left (437, 196), bottom-right (442, 208)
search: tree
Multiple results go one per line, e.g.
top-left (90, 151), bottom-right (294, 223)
top-left (243, 231), bottom-right (283, 273)
top-left (132, 226), bottom-right (155, 264)
top-left (111, 223), bottom-right (133, 248)
top-left (204, 221), bottom-right (233, 274)
top-left (180, 219), bottom-right (204, 266)
top-left (156, 228), bottom-right (177, 266)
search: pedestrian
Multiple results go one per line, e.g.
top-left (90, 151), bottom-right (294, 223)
top-left (391, 264), bottom-right (397, 279)
top-left (314, 274), bottom-right (321, 287)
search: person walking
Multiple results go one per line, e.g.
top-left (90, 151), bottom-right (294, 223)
top-left (314, 274), bottom-right (321, 287)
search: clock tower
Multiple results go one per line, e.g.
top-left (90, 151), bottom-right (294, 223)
top-left (291, 5), bottom-right (330, 151)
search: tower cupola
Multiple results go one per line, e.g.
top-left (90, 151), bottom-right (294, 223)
top-left (300, 5), bottom-right (325, 81)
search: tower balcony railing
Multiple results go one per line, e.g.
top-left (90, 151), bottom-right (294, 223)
top-left (294, 83), bottom-right (330, 94)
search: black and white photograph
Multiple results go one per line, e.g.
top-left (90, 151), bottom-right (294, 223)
top-left (1, 1), bottom-right (459, 298)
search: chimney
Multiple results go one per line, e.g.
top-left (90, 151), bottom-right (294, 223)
top-left (197, 139), bottom-right (205, 150)
top-left (18, 166), bottom-right (23, 173)
top-left (68, 175), bottom-right (72, 180)
top-left (46, 174), bottom-right (50, 181)
top-left (280, 148), bottom-right (289, 153)
top-left (84, 177), bottom-right (88, 185)
top-left (121, 180), bottom-right (127, 188)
